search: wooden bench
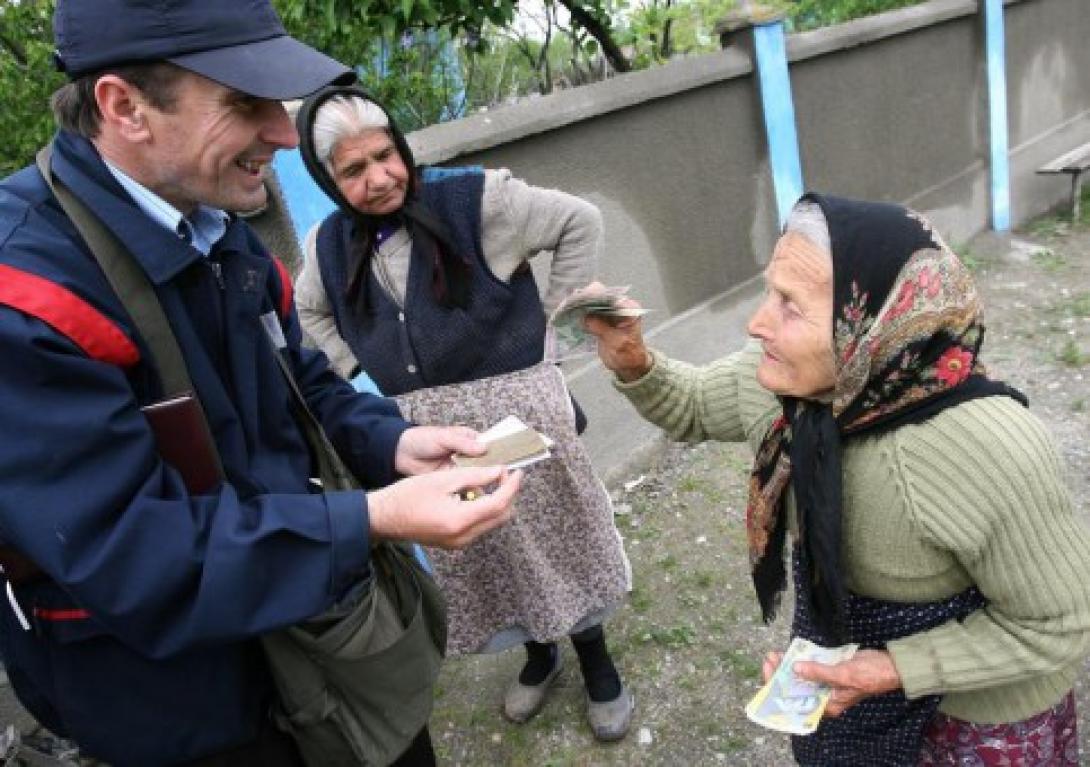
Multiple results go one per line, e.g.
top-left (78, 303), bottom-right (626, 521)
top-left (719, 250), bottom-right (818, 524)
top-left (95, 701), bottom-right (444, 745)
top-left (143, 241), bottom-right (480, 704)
top-left (1037, 140), bottom-right (1090, 220)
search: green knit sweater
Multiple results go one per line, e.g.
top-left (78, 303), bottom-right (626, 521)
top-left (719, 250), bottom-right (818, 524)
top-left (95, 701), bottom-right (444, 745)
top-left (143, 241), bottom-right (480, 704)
top-left (616, 341), bottom-right (1090, 723)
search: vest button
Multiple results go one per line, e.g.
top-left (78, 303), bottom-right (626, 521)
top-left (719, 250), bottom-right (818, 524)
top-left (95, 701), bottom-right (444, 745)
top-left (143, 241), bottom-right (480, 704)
top-left (407, 364), bottom-right (417, 374)
top-left (398, 312), bottom-right (406, 322)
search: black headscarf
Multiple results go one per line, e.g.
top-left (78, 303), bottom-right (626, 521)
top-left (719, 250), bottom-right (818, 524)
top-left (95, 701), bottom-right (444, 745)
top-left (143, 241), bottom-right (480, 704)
top-left (746, 193), bottom-right (1027, 643)
top-left (295, 85), bottom-right (470, 314)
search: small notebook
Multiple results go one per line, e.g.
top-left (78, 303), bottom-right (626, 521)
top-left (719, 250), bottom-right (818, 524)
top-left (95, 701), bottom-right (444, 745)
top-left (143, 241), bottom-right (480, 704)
top-left (141, 393), bottom-right (222, 494)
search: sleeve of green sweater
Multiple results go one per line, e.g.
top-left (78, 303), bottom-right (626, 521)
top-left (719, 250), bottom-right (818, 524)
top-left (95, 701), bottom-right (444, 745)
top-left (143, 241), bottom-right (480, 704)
top-left (886, 396), bottom-right (1090, 699)
top-left (613, 340), bottom-right (780, 447)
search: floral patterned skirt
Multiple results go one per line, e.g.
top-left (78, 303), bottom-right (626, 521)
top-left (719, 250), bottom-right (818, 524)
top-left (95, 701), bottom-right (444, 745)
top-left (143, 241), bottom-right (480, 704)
top-left (395, 362), bottom-right (630, 656)
top-left (917, 691), bottom-right (1079, 766)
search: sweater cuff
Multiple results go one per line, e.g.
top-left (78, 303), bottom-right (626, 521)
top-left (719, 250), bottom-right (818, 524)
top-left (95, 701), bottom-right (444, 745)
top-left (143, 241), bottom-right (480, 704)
top-left (326, 489), bottom-right (371, 594)
top-left (886, 633), bottom-right (945, 699)
top-left (612, 349), bottom-right (670, 399)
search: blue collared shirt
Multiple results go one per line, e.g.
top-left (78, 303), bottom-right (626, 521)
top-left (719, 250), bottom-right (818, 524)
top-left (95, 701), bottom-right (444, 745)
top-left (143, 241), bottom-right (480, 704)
top-left (104, 162), bottom-right (229, 256)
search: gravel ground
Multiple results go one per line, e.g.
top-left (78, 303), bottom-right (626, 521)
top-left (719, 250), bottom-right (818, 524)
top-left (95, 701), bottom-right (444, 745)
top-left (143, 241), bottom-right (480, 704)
top-left (0, 207), bottom-right (1086, 766)
top-left (429, 204), bottom-right (1090, 766)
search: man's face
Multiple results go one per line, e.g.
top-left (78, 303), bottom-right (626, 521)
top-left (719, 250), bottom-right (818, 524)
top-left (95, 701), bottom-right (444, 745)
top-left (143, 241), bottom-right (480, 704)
top-left (746, 232), bottom-right (836, 399)
top-left (139, 71), bottom-right (298, 214)
top-left (331, 129), bottom-right (409, 217)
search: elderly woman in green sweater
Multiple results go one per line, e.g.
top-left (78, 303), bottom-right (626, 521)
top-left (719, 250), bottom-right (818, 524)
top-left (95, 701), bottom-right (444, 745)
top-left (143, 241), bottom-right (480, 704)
top-left (585, 193), bottom-right (1090, 765)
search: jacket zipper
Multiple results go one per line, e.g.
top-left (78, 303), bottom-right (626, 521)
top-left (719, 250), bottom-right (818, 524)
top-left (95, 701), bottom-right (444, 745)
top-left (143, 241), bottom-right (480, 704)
top-left (202, 257), bottom-right (234, 392)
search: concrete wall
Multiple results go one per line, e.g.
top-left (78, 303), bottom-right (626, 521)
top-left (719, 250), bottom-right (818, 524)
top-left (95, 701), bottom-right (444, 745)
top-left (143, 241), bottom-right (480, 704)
top-left (267, 0), bottom-right (1090, 482)
top-left (790, 1), bottom-right (990, 244)
top-left (1005, 0), bottom-right (1090, 223)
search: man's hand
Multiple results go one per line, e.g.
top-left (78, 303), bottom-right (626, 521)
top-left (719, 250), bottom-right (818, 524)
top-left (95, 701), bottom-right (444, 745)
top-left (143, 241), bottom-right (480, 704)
top-left (394, 425), bottom-right (486, 476)
top-left (771, 648), bottom-right (903, 718)
top-left (581, 282), bottom-right (653, 382)
top-left (367, 466), bottom-right (522, 549)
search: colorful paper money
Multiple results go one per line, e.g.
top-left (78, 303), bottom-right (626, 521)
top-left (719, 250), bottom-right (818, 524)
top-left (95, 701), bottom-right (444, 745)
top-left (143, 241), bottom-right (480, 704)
top-left (546, 284), bottom-right (648, 361)
top-left (744, 637), bottom-right (859, 736)
top-left (451, 415), bottom-right (553, 470)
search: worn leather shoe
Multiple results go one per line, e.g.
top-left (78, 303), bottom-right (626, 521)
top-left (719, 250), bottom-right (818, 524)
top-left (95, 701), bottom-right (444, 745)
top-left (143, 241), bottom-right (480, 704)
top-left (586, 685), bottom-right (634, 741)
top-left (502, 655), bottom-right (563, 723)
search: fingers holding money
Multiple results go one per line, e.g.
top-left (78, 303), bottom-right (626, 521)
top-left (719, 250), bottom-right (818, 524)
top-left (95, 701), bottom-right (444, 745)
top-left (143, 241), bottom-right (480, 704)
top-left (761, 651), bottom-right (784, 684)
top-left (792, 649), bottom-right (903, 718)
top-left (548, 283), bottom-right (649, 362)
top-left (572, 289), bottom-right (653, 381)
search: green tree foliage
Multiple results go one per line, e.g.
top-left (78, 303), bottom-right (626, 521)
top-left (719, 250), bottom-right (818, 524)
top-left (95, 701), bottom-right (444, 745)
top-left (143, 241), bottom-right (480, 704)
top-left (0, 0), bottom-right (929, 176)
top-left (786, 0), bottom-right (926, 31)
top-left (273, 0), bottom-right (517, 64)
top-left (621, 0), bottom-right (738, 68)
top-left (0, 0), bottom-right (64, 177)
top-left (356, 37), bottom-right (470, 131)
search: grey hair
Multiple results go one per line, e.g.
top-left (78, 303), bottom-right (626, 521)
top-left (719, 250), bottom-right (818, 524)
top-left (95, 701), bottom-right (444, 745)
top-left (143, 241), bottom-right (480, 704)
top-left (785, 201), bottom-right (832, 255)
top-left (312, 95), bottom-right (390, 173)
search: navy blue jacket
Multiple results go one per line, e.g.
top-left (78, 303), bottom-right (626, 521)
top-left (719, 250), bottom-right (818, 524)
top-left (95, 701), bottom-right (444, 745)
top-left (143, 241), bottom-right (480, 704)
top-left (0, 132), bottom-right (410, 765)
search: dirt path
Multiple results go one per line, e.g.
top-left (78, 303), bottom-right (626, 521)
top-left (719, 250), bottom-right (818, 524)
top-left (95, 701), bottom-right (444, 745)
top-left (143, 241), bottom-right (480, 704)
top-left (430, 206), bottom-right (1090, 766)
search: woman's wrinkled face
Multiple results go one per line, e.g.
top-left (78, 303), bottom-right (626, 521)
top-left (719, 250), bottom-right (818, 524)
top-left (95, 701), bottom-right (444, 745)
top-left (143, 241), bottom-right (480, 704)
top-left (746, 231), bottom-right (836, 399)
top-left (330, 128), bottom-right (409, 216)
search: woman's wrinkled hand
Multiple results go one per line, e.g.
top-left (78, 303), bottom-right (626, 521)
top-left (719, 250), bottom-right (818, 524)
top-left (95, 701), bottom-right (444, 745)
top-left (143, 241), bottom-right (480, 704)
top-left (580, 281), bottom-right (653, 382)
top-left (791, 649), bottom-right (903, 717)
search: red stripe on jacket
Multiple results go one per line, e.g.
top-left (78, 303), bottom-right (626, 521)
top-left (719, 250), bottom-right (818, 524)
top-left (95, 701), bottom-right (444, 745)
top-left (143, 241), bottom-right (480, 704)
top-left (0, 265), bottom-right (140, 366)
top-left (33, 607), bottom-right (91, 621)
top-left (271, 256), bottom-right (293, 320)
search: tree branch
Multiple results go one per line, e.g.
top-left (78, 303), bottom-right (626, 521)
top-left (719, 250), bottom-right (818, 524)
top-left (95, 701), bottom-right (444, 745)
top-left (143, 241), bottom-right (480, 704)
top-left (554, 0), bottom-right (629, 72)
top-left (0, 32), bottom-right (28, 67)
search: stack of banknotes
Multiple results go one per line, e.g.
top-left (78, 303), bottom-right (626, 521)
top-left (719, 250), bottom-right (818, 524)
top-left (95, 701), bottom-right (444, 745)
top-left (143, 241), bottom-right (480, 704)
top-left (546, 284), bottom-right (648, 361)
top-left (745, 637), bottom-right (859, 736)
top-left (452, 415), bottom-right (553, 471)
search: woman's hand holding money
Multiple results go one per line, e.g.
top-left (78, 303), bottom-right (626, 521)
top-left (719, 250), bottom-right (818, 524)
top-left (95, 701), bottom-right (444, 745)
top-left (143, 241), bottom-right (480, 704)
top-left (763, 648), bottom-right (902, 718)
top-left (581, 282), bottom-right (653, 382)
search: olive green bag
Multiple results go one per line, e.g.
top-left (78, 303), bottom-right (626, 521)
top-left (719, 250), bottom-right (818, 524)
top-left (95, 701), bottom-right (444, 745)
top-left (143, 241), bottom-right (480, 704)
top-left (38, 145), bottom-right (447, 767)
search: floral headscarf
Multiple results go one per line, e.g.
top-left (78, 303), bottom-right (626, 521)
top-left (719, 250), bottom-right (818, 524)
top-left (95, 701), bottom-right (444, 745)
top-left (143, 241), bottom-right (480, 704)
top-left (747, 194), bottom-right (1026, 642)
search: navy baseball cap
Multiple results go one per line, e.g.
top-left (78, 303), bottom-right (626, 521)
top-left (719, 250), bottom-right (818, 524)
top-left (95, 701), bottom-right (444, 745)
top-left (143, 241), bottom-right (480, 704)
top-left (53, 0), bottom-right (356, 100)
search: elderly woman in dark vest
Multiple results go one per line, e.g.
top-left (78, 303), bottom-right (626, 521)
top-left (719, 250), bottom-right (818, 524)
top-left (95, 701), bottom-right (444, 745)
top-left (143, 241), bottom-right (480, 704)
top-left (292, 87), bottom-right (633, 742)
top-left (585, 195), bottom-right (1090, 765)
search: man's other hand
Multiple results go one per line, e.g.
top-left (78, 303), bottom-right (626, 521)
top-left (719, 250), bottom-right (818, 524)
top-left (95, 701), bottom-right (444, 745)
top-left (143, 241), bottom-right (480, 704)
top-left (367, 466), bottom-right (522, 549)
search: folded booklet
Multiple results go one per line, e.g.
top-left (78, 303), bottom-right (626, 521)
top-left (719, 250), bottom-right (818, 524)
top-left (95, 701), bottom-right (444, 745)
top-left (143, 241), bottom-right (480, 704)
top-left (142, 392), bottom-right (222, 494)
top-left (452, 416), bottom-right (553, 470)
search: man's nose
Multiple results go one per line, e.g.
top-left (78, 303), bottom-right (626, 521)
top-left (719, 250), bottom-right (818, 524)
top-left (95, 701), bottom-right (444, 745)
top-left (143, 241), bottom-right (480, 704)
top-left (261, 101), bottom-right (299, 150)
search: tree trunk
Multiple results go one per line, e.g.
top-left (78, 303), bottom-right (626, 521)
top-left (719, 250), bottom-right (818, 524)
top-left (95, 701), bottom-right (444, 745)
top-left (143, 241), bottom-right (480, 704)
top-left (556, 0), bottom-right (630, 73)
top-left (0, 32), bottom-right (28, 67)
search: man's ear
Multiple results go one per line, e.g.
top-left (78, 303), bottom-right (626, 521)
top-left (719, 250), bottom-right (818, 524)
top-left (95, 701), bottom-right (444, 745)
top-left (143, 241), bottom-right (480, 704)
top-left (94, 75), bottom-right (152, 143)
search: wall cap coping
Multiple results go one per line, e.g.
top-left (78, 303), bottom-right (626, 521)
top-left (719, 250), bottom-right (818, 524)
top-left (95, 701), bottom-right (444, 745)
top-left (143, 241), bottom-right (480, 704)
top-left (409, 0), bottom-right (1033, 165)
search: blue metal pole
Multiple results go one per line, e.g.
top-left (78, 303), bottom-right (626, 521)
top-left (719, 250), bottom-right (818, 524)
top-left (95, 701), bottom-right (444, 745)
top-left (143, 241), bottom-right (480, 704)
top-left (984, 0), bottom-right (1011, 232)
top-left (271, 149), bottom-right (336, 250)
top-left (753, 19), bottom-right (804, 229)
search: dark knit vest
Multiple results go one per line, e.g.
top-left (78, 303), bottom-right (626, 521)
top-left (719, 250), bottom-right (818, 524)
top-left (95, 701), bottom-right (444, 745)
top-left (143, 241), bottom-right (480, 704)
top-left (315, 169), bottom-right (545, 396)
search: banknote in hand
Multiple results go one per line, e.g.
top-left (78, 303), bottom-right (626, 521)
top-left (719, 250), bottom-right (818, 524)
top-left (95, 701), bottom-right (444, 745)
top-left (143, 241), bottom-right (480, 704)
top-left (546, 284), bottom-right (648, 361)
top-left (744, 637), bottom-right (859, 736)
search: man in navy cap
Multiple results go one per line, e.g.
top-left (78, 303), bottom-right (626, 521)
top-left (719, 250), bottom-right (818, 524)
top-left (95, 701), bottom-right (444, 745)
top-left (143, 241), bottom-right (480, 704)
top-left (0, 1), bottom-right (521, 764)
